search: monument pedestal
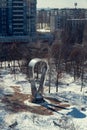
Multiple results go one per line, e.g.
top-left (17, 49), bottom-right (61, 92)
top-left (32, 93), bottom-right (45, 103)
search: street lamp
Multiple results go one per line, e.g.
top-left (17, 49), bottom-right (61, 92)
top-left (74, 2), bottom-right (77, 9)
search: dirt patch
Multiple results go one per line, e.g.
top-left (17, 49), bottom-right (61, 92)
top-left (44, 97), bottom-right (61, 104)
top-left (2, 96), bottom-right (53, 115)
top-left (1, 86), bottom-right (70, 115)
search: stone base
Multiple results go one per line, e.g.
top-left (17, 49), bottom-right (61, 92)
top-left (32, 93), bottom-right (45, 103)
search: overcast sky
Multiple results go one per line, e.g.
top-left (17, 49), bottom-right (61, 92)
top-left (37, 0), bottom-right (87, 9)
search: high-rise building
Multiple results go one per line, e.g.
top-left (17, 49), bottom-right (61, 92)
top-left (0, 0), bottom-right (7, 36)
top-left (65, 19), bottom-right (85, 45)
top-left (0, 0), bottom-right (37, 43)
top-left (82, 19), bottom-right (87, 45)
top-left (7, 0), bottom-right (25, 36)
top-left (85, 9), bottom-right (87, 18)
top-left (50, 9), bottom-right (67, 32)
top-left (50, 8), bottom-right (86, 32)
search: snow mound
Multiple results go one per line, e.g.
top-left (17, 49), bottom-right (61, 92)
top-left (60, 73), bottom-right (74, 84)
top-left (3, 87), bottom-right (14, 96)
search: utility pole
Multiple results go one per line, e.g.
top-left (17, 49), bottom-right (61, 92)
top-left (74, 2), bottom-right (77, 9)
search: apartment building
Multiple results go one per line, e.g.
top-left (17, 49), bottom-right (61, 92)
top-left (0, 0), bottom-right (7, 36)
top-left (0, 0), bottom-right (37, 43)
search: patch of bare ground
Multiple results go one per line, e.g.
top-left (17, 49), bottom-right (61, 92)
top-left (44, 97), bottom-right (61, 104)
top-left (1, 86), bottom-right (70, 115)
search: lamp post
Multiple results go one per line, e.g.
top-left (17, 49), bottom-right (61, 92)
top-left (74, 2), bottom-right (77, 9)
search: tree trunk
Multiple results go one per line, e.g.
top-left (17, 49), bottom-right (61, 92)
top-left (56, 73), bottom-right (59, 92)
top-left (81, 65), bottom-right (84, 91)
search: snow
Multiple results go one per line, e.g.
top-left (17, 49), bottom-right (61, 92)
top-left (0, 68), bottom-right (87, 130)
top-left (24, 100), bottom-right (41, 106)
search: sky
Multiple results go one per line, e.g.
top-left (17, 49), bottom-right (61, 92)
top-left (37, 0), bottom-right (87, 9)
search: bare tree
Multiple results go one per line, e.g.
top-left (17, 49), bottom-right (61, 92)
top-left (51, 43), bottom-right (63, 92)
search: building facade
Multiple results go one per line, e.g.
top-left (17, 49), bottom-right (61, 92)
top-left (37, 8), bottom-right (86, 32)
top-left (50, 8), bottom-right (86, 32)
top-left (0, 0), bottom-right (7, 36)
top-left (0, 0), bottom-right (37, 43)
top-left (65, 19), bottom-right (85, 45)
top-left (50, 9), bottom-right (67, 32)
top-left (37, 9), bottom-right (51, 30)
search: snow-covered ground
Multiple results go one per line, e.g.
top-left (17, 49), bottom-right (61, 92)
top-left (0, 67), bottom-right (87, 130)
